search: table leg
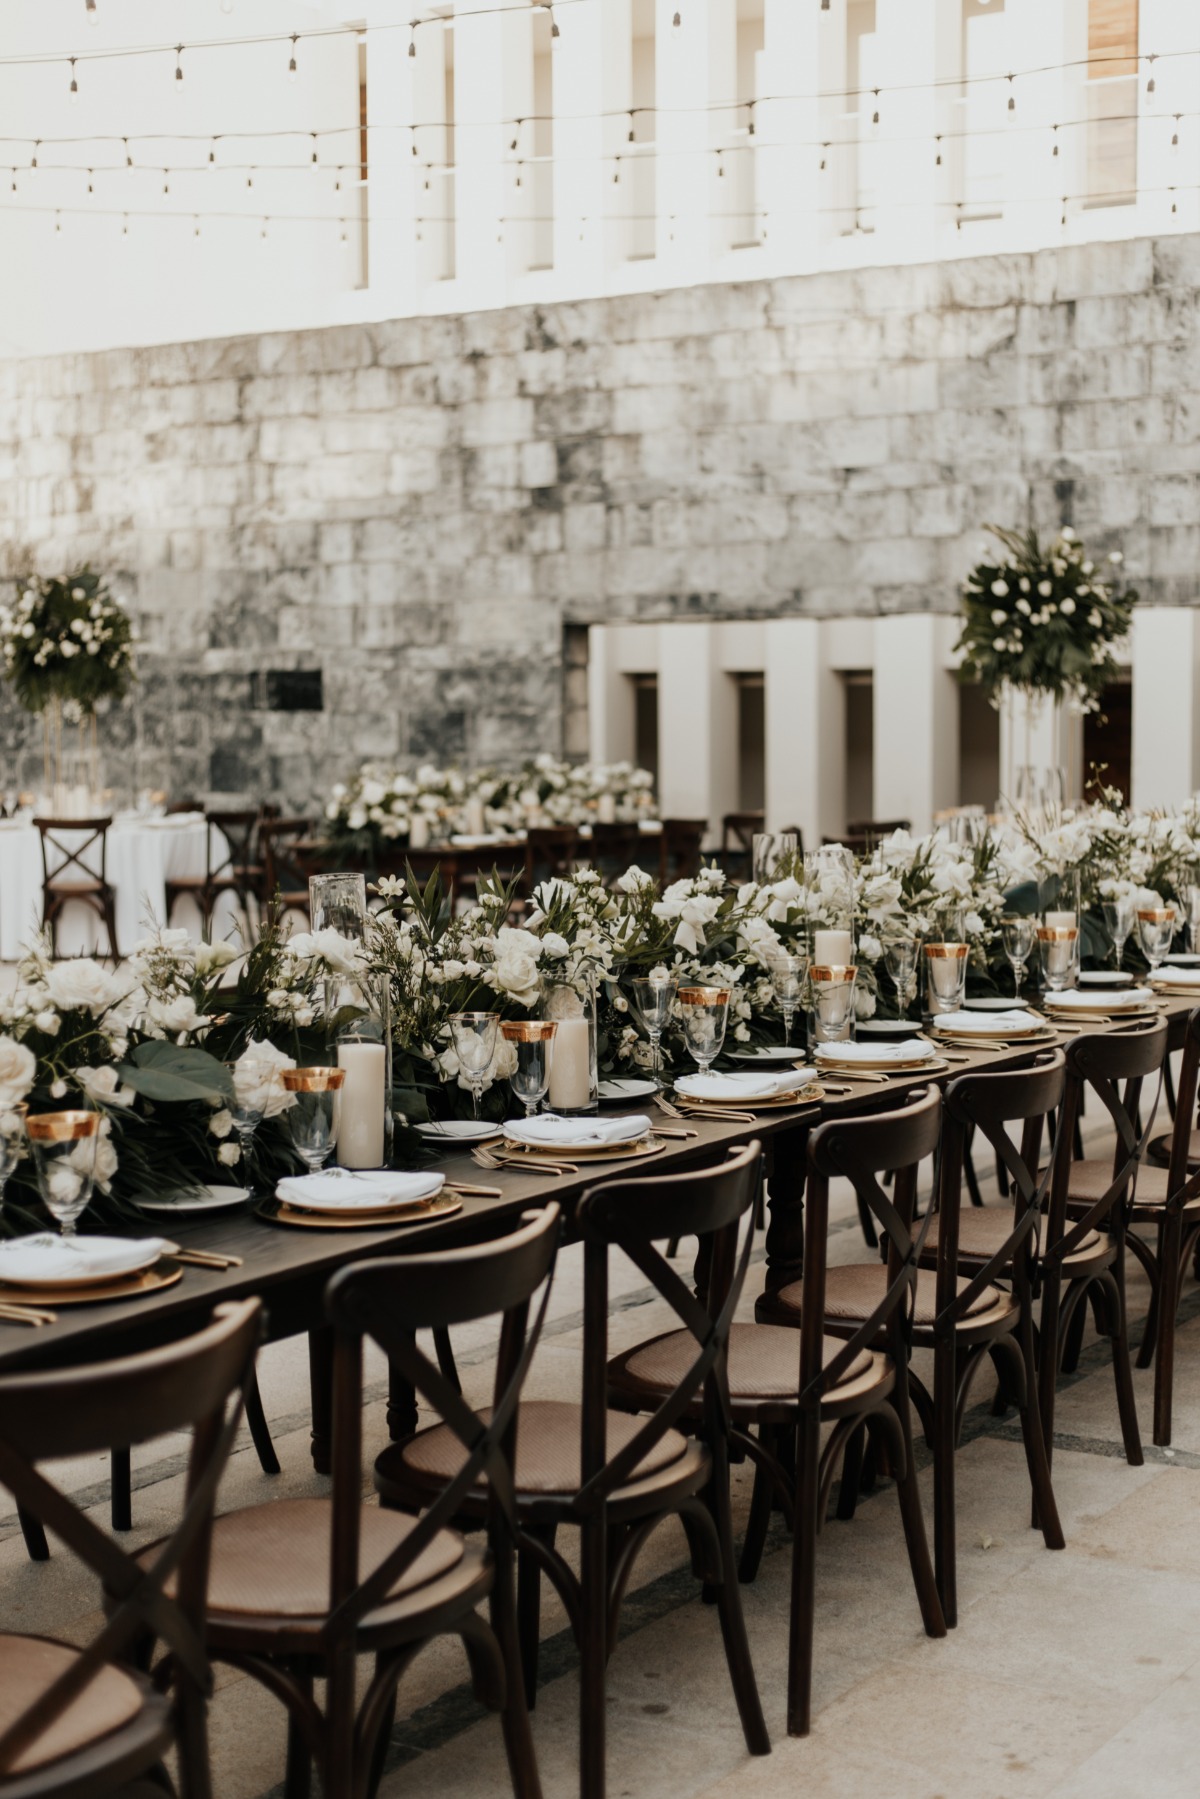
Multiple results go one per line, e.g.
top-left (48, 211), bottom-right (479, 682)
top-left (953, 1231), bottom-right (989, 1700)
top-left (388, 1338), bottom-right (419, 1441)
top-left (308, 1327), bottom-right (333, 1476)
top-left (762, 1126), bottom-right (809, 1296)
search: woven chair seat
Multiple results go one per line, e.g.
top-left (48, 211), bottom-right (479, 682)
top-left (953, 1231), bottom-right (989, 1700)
top-left (1149, 1129), bottom-right (1200, 1169)
top-left (163, 1498), bottom-right (465, 1620)
top-left (614, 1321), bottom-right (874, 1403)
top-left (46, 878), bottom-right (106, 896)
top-left (396, 1399), bottom-right (691, 1497)
top-left (770, 1264), bottom-right (1003, 1329)
top-left (0, 1634), bottom-right (147, 1774)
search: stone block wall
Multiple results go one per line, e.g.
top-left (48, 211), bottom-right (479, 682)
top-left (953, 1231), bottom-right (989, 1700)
top-left (0, 232), bottom-right (1197, 806)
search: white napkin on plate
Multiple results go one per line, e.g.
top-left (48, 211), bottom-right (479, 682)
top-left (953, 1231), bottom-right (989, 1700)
top-left (933, 1009), bottom-right (1043, 1035)
top-left (505, 1114), bottom-right (651, 1148)
top-left (674, 1071), bottom-right (813, 1101)
top-left (0, 1233), bottom-right (168, 1285)
top-left (1047, 987), bottom-right (1154, 1010)
top-left (276, 1170), bottom-right (445, 1211)
top-left (1155, 966), bottom-right (1200, 986)
top-left (814, 1039), bottom-right (937, 1064)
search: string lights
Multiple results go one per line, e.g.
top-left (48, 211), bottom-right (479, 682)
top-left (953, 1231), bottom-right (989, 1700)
top-left (288, 35), bottom-right (298, 80)
top-left (175, 46), bottom-right (184, 86)
top-left (68, 58), bottom-right (78, 102)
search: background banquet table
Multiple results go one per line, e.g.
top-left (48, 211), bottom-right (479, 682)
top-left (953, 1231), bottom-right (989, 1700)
top-left (0, 812), bottom-right (239, 960)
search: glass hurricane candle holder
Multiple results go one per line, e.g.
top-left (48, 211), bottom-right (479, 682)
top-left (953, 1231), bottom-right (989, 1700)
top-left (1037, 925), bottom-right (1080, 992)
top-left (924, 943), bottom-right (969, 1015)
top-left (545, 972), bottom-right (599, 1115)
top-left (808, 965), bottom-right (858, 1048)
top-left (752, 832), bottom-right (799, 885)
top-left (501, 1020), bottom-right (558, 1119)
top-left (678, 986), bottom-right (731, 1079)
top-left (279, 1067), bottom-right (345, 1174)
top-left (27, 1110), bottom-right (100, 1238)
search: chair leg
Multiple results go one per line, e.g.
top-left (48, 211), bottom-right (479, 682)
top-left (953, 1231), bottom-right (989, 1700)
top-left (517, 1526), bottom-right (553, 1709)
top-left (932, 1341), bottom-right (958, 1628)
top-left (890, 1387), bottom-right (947, 1642)
top-left (1153, 1211), bottom-right (1184, 1449)
top-left (705, 1445), bottom-right (770, 1756)
top-left (666, 1237), bottom-right (682, 1259)
top-left (491, 1536), bottom-right (544, 1799)
top-left (244, 1362), bottom-right (281, 1476)
top-left (834, 1424), bottom-right (866, 1524)
top-left (283, 1678), bottom-right (314, 1799)
top-left (1101, 1266), bottom-right (1144, 1467)
top-left (1060, 1286), bottom-right (1089, 1373)
top-left (579, 1511), bottom-right (608, 1799)
top-left (432, 1326), bottom-right (462, 1394)
top-left (786, 1412), bottom-right (821, 1738)
top-left (855, 1190), bottom-right (879, 1250)
top-left (739, 1443), bottom-right (776, 1584)
top-left (111, 1446), bottom-right (132, 1532)
top-left (1005, 1322), bottom-right (1064, 1553)
top-left (16, 1503), bottom-right (49, 1562)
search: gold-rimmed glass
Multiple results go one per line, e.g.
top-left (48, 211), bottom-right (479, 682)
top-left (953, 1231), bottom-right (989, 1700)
top-left (808, 964), bottom-right (858, 1047)
top-left (27, 1110), bottom-right (100, 1238)
top-left (1037, 925), bottom-right (1080, 992)
top-left (678, 986), bottom-right (731, 1079)
top-left (501, 1020), bottom-right (558, 1119)
top-left (924, 942), bottom-right (969, 1015)
top-left (279, 1067), bottom-right (345, 1174)
top-left (449, 1011), bottom-right (500, 1121)
top-left (1137, 908), bottom-right (1177, 975)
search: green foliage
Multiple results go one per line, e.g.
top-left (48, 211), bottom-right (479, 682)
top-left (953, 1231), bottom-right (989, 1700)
top-left (0, 567), bottom-right (136, 717)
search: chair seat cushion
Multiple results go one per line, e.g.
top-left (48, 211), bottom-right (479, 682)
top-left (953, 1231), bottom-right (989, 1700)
top-left (771, 1264), bottom-right (1003, 1328)
top-left (46, 879), bottom-right (106, 896)
top-left (398, 1399), bottom-right (691, 1497)
top-left (1149, 1130), bottom-right (1200, 1169)
top-left (616, 1321), bottom-right (873, 1402)
top-left (189, 1498), bottom-right (464, 1619)
top-left (0, 1634), bottom-right (144, 1773)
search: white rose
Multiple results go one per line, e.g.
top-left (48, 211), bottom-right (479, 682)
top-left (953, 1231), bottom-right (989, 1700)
top-left (540, 932), bottom-right (570, 960)
top-left (232, 1038), bottom-right (296, 1118)
top-left (990, 579), bottom-right (1009, 596)
top-left (990, 609), bottom-right (1006, 624)
top-left (208, 1108), bottom-right (233, 1139)
top-left (287, 928), bottom-right (364, 976)
top-left (0, 1036), bottom-right (36, 1110)
top-left (148, 994), bottom-right (205, 1036)
top-left (45, 959), bottom-right (124, 1016)
top-left (1038, 580), bottom-right (1053, 597)
top-left (217, 1141), bottom-right (242, 1166)
top-left (34, 1010), bottom-right (61, 1037)
top-left (491, 927), bottom-right (543, 1007)
top-left (1060, 597), bottom-right (1076, 615)
top-left (76, 1064), bottom-right (135, 1108)
top-left (195, 939), bottom-right (239, 976)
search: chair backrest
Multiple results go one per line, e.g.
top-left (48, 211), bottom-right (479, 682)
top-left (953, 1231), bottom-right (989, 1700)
top-left (722, 812), bottom-right (763, 854)
top-left (0, 1298), bottom-right (262, 1779)
top-left (524, 827), bottom-right (577, 887)
top-left (260, 816), bottom-right (316, 900)
top-left (1045, 1018), bottom-right (1169, 1270)
top-left (34, 816), bottom-right (112, 888)
top-left (658, 818), bottom-right (707, 883)
top-left (205, 808), bottom-right (259, 886)
top-left (799, 1088), bottom-right (942, 1405)
top-left (573, 1140), bottom-right (762, 1512)
top-left (935, 1052), bottom-right (1066, 1330)
top-left (586, 822), bottom-right (642, 881)
top-left (320, 1205), bottom-right (561, 1643)
top-left (1162, 1007), bottom-right (1200, 1205)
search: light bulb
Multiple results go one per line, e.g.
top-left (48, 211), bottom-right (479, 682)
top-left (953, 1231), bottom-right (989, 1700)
top-left (85, 0), bottom-right (97, 22)
top-left (672, 10), bottom-right (681, 33)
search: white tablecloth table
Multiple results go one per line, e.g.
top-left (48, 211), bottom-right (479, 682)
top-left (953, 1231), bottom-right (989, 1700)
top-left (0, 814), bottom-right (241, 961)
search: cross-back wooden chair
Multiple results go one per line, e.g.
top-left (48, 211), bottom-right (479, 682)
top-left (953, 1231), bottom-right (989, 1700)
top-left (584, 821), bottom-right (641, 886)
top-left (913, 1055), bottom-right (1067, 1624)
top-left (165, 809), bottom-right (261, 938)
top-left (34, 816), bottom-right (119, 960)
top-left (0, 1298), bottom-right (262, 1799)
top-left (190, 1207), bottom-right (560, 1799)
top-left (258, 816), bottom-right (316, 925)
top-left (1038, 1019), bottom-right (1168, 1473)
top-left (1099, 1010), bottom-right (1200, 1447)
top-left (376, 1144), bottom-right (770, 1799)
top-left (719, 812), bottom-right (763, 882)
top-left (743, 1088), bottom-right (946, 1732)
top-left (658, 818), bottom-right (707, 884)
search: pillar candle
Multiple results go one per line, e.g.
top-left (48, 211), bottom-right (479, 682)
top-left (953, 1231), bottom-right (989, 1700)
top-left (1045, 911), bottom-right (1076, 929)
top-left (465, 797), bottom-right (486, 835)
top-left (548, 1016), bottom-right (591, 1111)
top-left (336, 1041), bottom-right (387, 1168)
top-left (409, 813), bottom-right (429, 850)
top-left (597, 792), bottom-right (617, 824)
top-left (813, 929), bottom-right (853, 965)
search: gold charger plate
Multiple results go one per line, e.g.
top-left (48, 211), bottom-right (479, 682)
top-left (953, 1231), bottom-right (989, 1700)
top-left (500, 1137), bottom-right (667, 1164)
top-left (1044, 1001), bottom-right (1158, 1019)
top-left (1150, 984), bottom-right (1200, 998)
top-left (814, 1051), bottom-right (942, 1074)
top-left (0, 1259), bottom-right (184, 1307)
top-left (930, 1022), bottom-right (1054, 1044)
top-left (259, 1195), bottom-right (464, 1231)
top-left (676, 1089), bottom-right (821, 1112)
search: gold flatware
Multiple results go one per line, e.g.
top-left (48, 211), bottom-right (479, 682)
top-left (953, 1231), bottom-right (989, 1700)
top-left (443, 1180), bottom-right (504, 1199)
top-left (169, 1248), bottom-right (244, 1270)
top-left (650, 1125), bottom-right (700, 1139)
top-left (471, 1146), bottom-right (574, 1178)
top-left (673, 1104), bottom-right (758, 1123)
top-left (0, 1300), bottom-right (58, 1326)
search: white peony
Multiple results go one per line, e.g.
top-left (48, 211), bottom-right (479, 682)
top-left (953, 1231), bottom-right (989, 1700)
top-left (75, 1064), bottom-right (135, 1108)
top-left (0, 1036), bottom-right (36, 1111)
top-left (45, 959), bottom-right (124, 1016)
top-left (195, 939), bottom-right (239, 977)
top-left (231, 1039), bottom-right (296, 1118)
top-left (217, 1141), bottom-right (242, 1166)
top-left (288, 928), bottom-right (365, 976)
top-left (491, 927), bottom-right (543, 1007)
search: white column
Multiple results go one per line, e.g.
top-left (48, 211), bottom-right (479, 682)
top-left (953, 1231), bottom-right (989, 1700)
top-left (871, 0), bottom-right (940, 260)
top-left (404, 8), bottom-right (451, 296)
top-left (452, 0), bottom-right (528, 305)
top-left (1131, 609), bottom-right (1200, 809)
top-left (361, 6), bottom-right (414, 308)
top-left (553, 0), bottom-right (629, 289)
top-left (1140, 0), bottom-right (1200, 239)
top-left (654, 0), bottom-right (734, 275)
top-left (657, 623), bottom-right (738, 847)
top-left (872, 616), bottom-right (960, 835)
top-left (763, 619), bottom-right (845, 851)
top-left (1005, 0), bottom-right (1086, 246)
top-left (587, 624), bottom-right (640, 764)
top-left (760, 0), bottom-right (823, 269)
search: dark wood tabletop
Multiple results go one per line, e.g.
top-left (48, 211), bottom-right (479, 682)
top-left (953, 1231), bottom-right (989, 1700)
top-left (1, 995), bottom-right (1190, 1472)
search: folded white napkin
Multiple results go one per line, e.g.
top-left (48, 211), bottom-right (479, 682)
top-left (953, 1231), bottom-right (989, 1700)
top-left (276, 1170), bottom-right (444, 1211)
top-left (674, 1071), bottom-right (813, 1101)
top-left (0, 1233), bottom-right (167, 1285)
top-left (505, 1114), bottom-right (651, 1148)
top-left (933, 1009), bottom-right (1043, 1035)
top-left (814, 1039), bottom-right (937, 1064)
top-left (1047, 987), bottom-right (1154, 1010)
top-left (1155, 967), bottom-right (1200, 986)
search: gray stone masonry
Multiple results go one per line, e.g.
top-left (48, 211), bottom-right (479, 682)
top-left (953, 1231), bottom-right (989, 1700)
top-left (1, 232), bottom-right (1197, 805)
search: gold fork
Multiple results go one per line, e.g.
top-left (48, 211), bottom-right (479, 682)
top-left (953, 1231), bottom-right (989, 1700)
top-left (0, 1299), bottom-right (58, 1327)
top-left (471, 1146), bottom-right (576, 1178)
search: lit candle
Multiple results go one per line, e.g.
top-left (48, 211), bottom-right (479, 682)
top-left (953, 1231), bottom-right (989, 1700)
top-left (336, 1041), bottom-right (387, 1168)
top-left (548, 1016), bottom-right (591, 1112)
top-left (1045, 910), bottom-right (1076, 929)
top-left (813, 929), bottom-right (853, 964)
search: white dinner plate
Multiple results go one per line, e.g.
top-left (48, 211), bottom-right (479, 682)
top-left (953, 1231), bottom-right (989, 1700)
top-left (278, 1172), bottom-right (445, 1214)
top-left (857, 1019), bottom-right (922, 1036)
top-left (413, 1120), bottom-right (503, 1142)
top-left (597, 1078), bottom-right (658, 1103)
top-left (135, 1184), bottom-right (251, 1215)
top-left (813, 1040), bottom-right (937, 1070)
top-left (932, 1009), bottom-right (1045, 1038)
top-left (964, 996), bottom-right (1031, 1012)
top-left (727, 1046), bottom-right (808, 1063)
top-left (1045, 987), bottom-right (1156, 1013)
top-left (1078, 971), bottom-right (1134, 986)
top-left (1165, 953), bottom-right (1200, 967)
top-left (0, 1234), bottom-right (167, 1289)
top-left (675, 1071), bottom-right (816, 1103)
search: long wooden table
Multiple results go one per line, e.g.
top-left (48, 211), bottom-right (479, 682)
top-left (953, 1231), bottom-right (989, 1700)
top-left (0, 998), bottom-right (1191, 1476)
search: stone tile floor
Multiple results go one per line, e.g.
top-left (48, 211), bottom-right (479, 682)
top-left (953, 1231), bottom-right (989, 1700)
top-left (4, 1113), bottom-right (1200, 1799)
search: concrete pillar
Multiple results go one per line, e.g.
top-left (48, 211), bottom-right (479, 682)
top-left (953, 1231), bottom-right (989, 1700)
top-left (763, 619), bottom-right (845, 851)
top-left (654, 0), bottom-right (735, 275)
top-left (760, 0), bottom-right (824, 269)
top-left (553, 0), bottom-right (629, 290)
top-left (452, 0), bottom-right (528, 306)
top-left (872, 615), bottom-right (960, 835)
top-left (586, 623), bottom-right (640, 765)
top-left (1131, 608), bottom-right (1200, 809)
top-left (872, 0), bottom-right (940, 259)
top-left (657, 623), bottom-right (739, 848)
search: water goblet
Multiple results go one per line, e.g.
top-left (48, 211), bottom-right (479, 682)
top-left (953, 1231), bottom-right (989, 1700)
top-left (1002, 915), bottom-right (1037, 999)
top-left (631, 973), bottom-right (678, 1090)
top-left (808, 965), bottom-right (858, 1047)
top-left (1037, 925), bottom-right (1080, 993)
top-left (1101, 898), bottom-right (1136, 971)
top-left (449, 1012), bottom-right (500, 1121)
top-left (279, 1067), bottom-right (345, 1174)
top-left (0, 1106), bottom-right (26, 1213)
top-left (769, 953), bottom-right (807, 1047)
top-left (924, 943), bottom-right (969, 1015)
top-left (678, 986), bottom-right (731, 1079)
top-left (223, 1058), bottom-right (278, 1191)
top-left (882, 933), bottom-right (920, 1016)
top-left (1185, 886), bottom-right (1200, 955)
top-left (1137, 908), bottom-right (1177, 977)
top-left (26, 1110), bottom-right (100, 1238)
top-left (500, 1020), bottom-right (558, 1119)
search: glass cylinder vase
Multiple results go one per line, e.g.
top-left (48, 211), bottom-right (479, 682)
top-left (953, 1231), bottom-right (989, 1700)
top-left (543, 971), bottom-right (599, 1116)
top-left (328, 972), bottom-right (392, 1169)
top-left (309, 872), bottom-right (368, 940)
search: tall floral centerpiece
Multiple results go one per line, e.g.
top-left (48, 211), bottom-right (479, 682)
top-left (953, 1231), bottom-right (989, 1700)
top-left (956, 525), bottom-right (1137, 809)
top-left (0, 568), bottom-right (136, 809)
